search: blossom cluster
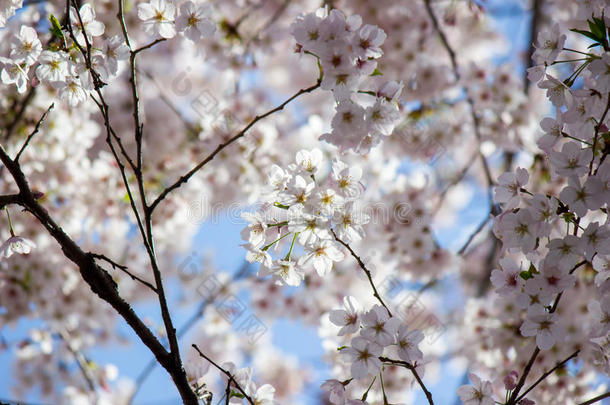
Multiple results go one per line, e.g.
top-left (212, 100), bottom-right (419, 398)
top-left (0, 0), bottom-right (215, 106)
top-left (1, 0), bottom-right (609, 403)
top-left (291, 7), bottom-right (402, 153)
top-left (241, 148), bottom-right (369, 286)
top-left (455, 4), bottom-right (610, 404)
top-left (322, 297), bottom-right (424, 404)
top-left (137, 0), bottom-right (215, 41)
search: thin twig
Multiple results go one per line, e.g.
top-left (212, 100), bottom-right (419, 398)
top-left (133, 38), bottom-right (166, 55)
top-left (148, 62), bottom-right (323, 214)
top-left (379, 356), bottom-right (434, 405)
top-left (577, 391), bottom-right (610, 405)
top-left (192, 344), bottom-right (255, 405)
top-left (331, 229), bottom-right (392, 316)
top-left (506, 260), bottom-right (587, 405)
top-left (515, 350), bottom-right (580, 403)
top-left (422, 0), bottom-right (495, 193)
top-left (3, 87), bottom-right (36, 141)
top-left (59, 330), bottom-right (97, 398)
top-left (89, 253), bottom-right (158, 293)
top-left (457, 213), bottom-right (492, 255)
top-left (433, 149), bottom-right (478, 214)
top-left (15, 104), bottom-right (54, 163)
top-left (128, 262), bottom-right (251, 403)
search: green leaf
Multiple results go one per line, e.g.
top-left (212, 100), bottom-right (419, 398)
top-left (519, 270), bottom-right (533, 280)
top-left (370, 68), bottom-right (383, 77)
top-left (570, 28), bottom-right (601, 43)
top-left (587, 20), bottom-right (604, 39)
top-left (562, 212), bottom-right (576, 223)
top-left (49, 14), bottom-right (64, 40)
top-left (273, 202), bottom-right (290, 210)
top-left (591, 15), bottom-right (607, 38)
top-left (230, 391), bottom-right (245, 399)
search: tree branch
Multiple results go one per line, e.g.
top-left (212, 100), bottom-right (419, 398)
top-left (192, 344), bottom-right (255, 405)
top-left (15, 103), bottom-right (53, 163)
top-left (148, 66), bottom-right (323, 214)
top-left (422, 0), bottom-right (495, 193)
top-left (379, 356), bottom-right (434, 405)
top-left (331, 229), bottom-right (392, 317)
top-left (89, 253), bottom-right (158, 293)
top-left (0, 194), bottom-right (24, 209)
top-left (0, 146), bottom-right (197, 404)
top-left (578, 391), bottom-right (610, 405)
top-left (515, 350), bottom-right (580, 403)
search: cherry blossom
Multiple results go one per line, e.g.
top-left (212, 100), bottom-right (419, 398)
top-left (138, 0), bottom-right (176, 39)
top-left (176, 1), bottom-right (216, 42)
top-left (0, 236), bottom-right (36, 258)
top-left (520, 305), bottom-right (564, 351)
top-left (341, 337), bottom-right (382, 379)
top-left (329, 295), bottom-right (363, 336)
top-left (457, 373), bottom-right (495, 405)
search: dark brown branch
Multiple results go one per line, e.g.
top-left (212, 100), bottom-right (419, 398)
top-left (66, 4), bottom-right (186, 390)
top-left (129, 262), bottom-right (251, 403)
top-left (506, 347), bottom-right (540, 405)
top-left (0, 146), bottom-right (199, 404)
top-left (0, 194), bottom-right (23, 209)
top-left (331, 229), bottom-right (392, 317)
top-left (379, 356), bottom-right (434, 405)
top-left (422, 0), bottom-right (458, 75)
top-left (590, 93), bottom-right (610, 175)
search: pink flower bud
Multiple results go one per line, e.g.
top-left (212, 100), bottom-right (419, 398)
top-left (504, 370), bottom-right (518, 390)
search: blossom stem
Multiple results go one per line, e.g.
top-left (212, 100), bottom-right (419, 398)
top-left (285, 232), bottom-right (299, 260)
top-left (4, 207), bottom-right (15, 237)
top-left (361, 376), bottom-right (377, 401)
top-left (262, 231), bottom-right (291, 251)
top-left (562, 47), bottom-right (595, 56)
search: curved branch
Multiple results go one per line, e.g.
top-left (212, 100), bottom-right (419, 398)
top-left (331, 229), bottom-right (392, 317)
top-left (148, 69), bottom-right (323, 214)
top-left (379, 356), bottom-right (434, 405)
